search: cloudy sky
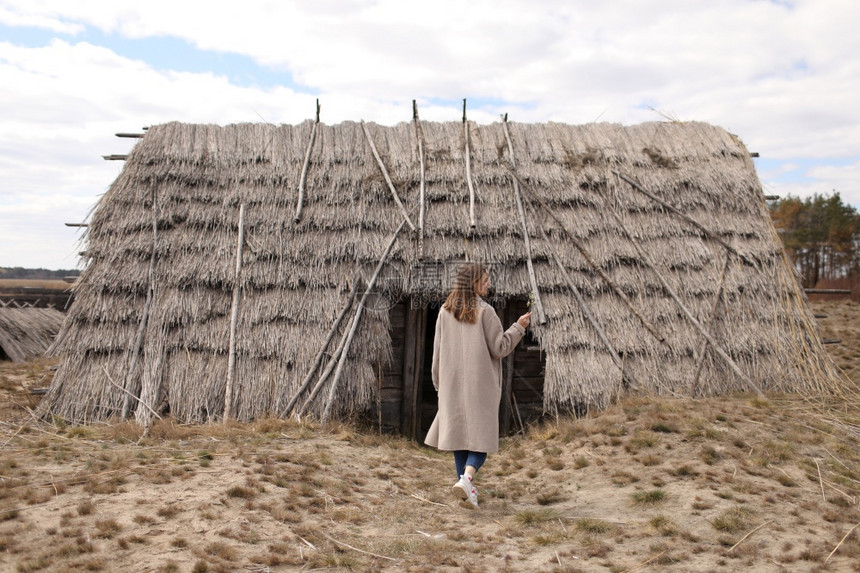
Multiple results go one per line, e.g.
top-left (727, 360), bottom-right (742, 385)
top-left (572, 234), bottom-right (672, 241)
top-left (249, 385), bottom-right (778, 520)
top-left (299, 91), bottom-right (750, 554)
top-left (1, 0), bottom-right (858, 270)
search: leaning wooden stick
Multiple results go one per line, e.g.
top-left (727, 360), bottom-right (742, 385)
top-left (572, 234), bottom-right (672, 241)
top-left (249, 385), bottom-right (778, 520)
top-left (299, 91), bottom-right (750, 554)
top-left (815, 458), bottom-right (826, 502)
top-left (294, 104), bottom-right (319, 223)
top-left (361, 120), bottom-right (416, 231)
top-left (501, 117), bottom-right (546, 325)
top-left (103, 365), bottom-right (162, 421)
top-left (621, 222), bottom-right (764, 397)
top-left (825, 521), bottom-right (860, 564)
top-left (321, 532), bottom-right (398, 562)
top-left (319, 218), bottom-right (408, 426)
top-left (294, 324), bottom-right (351, 418)
top-left (413, 100), bottom-right (426, 257)
top-left (463, 99), bottom-right (477, 228)
top-left (224, 203), bottom-right (245, 421)
top-left (281, 282), bottom-right (358, 416)
top-left (728, 520), bottom-right (773, 552)
top-left (614, 170), bottom-right (755, 267)
top-left (533, 211), bottom-right (640, 391)
top-left (122, 187), bottom-right (158, 419)
top-left (514, 170), bottom-right (665, 342)
top-left (691, 253), bottom-right (731, 395)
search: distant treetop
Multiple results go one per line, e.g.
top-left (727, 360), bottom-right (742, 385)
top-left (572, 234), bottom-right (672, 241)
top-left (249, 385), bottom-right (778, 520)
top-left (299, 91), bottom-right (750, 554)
top-left (0, 267), bottom-right (80, 280)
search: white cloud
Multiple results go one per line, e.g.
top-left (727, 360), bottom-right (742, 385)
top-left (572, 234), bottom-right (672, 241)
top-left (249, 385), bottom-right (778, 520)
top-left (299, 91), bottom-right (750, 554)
top-left (806, 161), bottom-right (860, 206)
top-left (0, 4), bottom-right (83, 34)
top-left (758, 159), bottom-right (860, 208)
top-left (1, 0), bottom-right (860, 267)
top-left (0, 39), bottom-right (311, 268)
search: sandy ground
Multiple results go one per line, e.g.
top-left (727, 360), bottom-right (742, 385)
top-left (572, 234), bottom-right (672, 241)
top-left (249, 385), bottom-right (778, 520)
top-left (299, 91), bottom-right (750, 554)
top-left (1, 300), bottom-right (860, 572)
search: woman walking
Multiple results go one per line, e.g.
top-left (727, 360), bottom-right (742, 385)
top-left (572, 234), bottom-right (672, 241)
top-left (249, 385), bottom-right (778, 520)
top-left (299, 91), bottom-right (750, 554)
top-left (424, 263), bottom-right (532, 509)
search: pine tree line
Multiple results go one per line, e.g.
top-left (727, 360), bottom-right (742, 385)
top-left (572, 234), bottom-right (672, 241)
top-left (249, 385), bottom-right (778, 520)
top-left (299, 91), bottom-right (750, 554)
top-left (769, 192), bottom-right (860, 288)
top-left (0, 268), bottom-right (80, 280)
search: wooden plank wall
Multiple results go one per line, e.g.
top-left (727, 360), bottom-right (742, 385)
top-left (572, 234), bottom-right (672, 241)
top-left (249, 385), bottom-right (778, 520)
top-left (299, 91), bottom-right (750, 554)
top-left (379, 300), bottom-right (407, 433)
top-left (504, 299), bottom-right (546, 431)
top-left (0, 287), bottom-right (73, 309)
top-left (379, 298), bottom-right (546, 438)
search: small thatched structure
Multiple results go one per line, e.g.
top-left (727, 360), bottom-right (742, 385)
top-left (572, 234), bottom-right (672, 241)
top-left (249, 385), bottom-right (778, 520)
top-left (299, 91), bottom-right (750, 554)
top-left (39, 117), bottom-right (843, 436)
top-left (0, 305), bottom-right (65, 362)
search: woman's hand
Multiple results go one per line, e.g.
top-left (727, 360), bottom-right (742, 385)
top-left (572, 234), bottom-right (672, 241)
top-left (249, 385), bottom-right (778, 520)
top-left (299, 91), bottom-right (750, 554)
top-left (517, 311), bottom-right (532, 329)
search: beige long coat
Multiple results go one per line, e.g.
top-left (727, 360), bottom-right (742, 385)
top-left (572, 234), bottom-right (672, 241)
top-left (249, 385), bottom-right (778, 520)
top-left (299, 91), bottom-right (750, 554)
top-left (424, 300), bottom-right (526, 454)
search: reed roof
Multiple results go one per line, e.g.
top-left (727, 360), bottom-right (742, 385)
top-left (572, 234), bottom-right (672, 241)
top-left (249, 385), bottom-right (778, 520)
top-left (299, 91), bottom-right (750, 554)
top-left (0, 306), bottom-right (65, 362)
top-left (38, 119), bottom-right (845, 425)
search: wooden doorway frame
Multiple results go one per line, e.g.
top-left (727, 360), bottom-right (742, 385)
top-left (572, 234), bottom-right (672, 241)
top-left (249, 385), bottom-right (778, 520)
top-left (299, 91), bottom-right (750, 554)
top-left (400, 302), bottom-right (428, 440)
top-left (399, 300), bottom-right (528, 440)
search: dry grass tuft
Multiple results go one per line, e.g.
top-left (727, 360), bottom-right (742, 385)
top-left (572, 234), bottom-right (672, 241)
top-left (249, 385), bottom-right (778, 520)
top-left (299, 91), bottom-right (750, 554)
top-left (575, 517), bottom-right (616, 535)
top-left (514, 508), bottom-right (561, 526)
top-left (711, 507), bottom-right (755, 533)
top-left (632, 489), bottom-right (667, 505)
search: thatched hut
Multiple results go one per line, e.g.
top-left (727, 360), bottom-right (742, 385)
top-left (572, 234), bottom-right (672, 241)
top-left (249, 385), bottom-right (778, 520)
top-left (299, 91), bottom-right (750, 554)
top-left (38, 117), bottom-right (842, 437)
top-left (0, 305), bottom-right (65, 362)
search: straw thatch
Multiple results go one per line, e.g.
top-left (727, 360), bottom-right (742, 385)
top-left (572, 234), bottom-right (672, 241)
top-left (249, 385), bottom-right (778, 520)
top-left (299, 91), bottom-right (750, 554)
top-left (38, 118), bottom-right (845, 427)
top-left (0, 306), bottom-right (65, 362)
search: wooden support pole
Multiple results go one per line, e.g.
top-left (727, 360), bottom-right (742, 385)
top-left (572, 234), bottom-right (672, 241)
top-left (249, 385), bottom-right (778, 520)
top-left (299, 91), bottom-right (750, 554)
top-left (463, 99), bottom-right (477, 229)
top-left (102, 155), bottom-right (128, 161)
top-left (121, 188), bottom-right (158, 420)
top-left (224, 203), bottom-right (246, 421)
top-left (64, 223), bottom-right (88, 227)
top-left (295, 318), bottom-right (352, 418)
top-left (361, 121), bottom-right (416, 232)
top-left (500, 305), bottom-right (516, 434)
top-left (691, 253), bottom-right (731, 395)
top-left (294, 101), bottom-right (320, 223)
top-left (501, 117), bottom-right (547, 325)
top-left (613, 171), bottom-right (755, 266)
top-left (511, 387), bottom-right (525, 435)
top-left (413, 100), bottom-right (426, 258)
top-left (400, 304), bottom-right (423, 438)
top-left (122, 287), bottom-right (152, 419)
top-left (805, 289), bottom-right (852, 295)
top-left (282, 282), bottom-right (358, 416)
top-left (319, 219), bottom-right (407, 427)
top-left (115, 133), bottom-right (144, 138)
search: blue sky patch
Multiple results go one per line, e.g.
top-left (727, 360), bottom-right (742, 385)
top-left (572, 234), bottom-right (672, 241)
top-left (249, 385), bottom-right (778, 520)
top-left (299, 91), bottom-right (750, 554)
top-left (0, 22), bottom-right (307, 91)
top-left (423, 96), bottom-right (535, 114)
top-left (755, 156), bottom-right (856, 184)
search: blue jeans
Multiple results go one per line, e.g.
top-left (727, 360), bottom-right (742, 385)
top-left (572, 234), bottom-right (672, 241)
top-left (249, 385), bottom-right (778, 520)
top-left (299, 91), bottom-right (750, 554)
top-left (454, 450), bottom-right (487, 478)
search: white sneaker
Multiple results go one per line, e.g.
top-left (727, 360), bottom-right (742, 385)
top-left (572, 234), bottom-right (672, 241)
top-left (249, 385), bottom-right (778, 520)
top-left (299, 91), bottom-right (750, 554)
top-left (452, 474), bottom-right (478, 509)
